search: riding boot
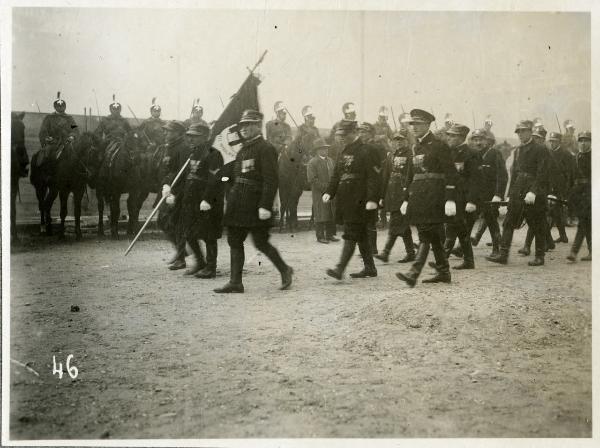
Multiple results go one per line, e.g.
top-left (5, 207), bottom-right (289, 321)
top-left (327, 239), bottom-right (356, 280)
top-left (490, 229), bottom-right (501, 258)
top-left (184, 239), bottom-right (205, 275)
top-left (423, 237), bottom-right (451, 283)
top-left (398, 231), bottom-right (416, 263)
top-left (396, 241), bottom-right (429, 287)
top-left (316, 223), bottom-right (329, 243)
top-left (196, 239), bottom-right (218, 278)
top-left (374, 234), bottom-right (397, 262)
top-left (214, 246), bottom-right (244, 293)
top-left (368, 225), bottom-right (378, 255)
top-left (454, 236), bottom-right (475, 270)
top-left (487, 227), bottom-right (511, 264)
top-left (519, 227), bottom-right (534, 255)
top-left (350, 237), bottom-right (378, 278)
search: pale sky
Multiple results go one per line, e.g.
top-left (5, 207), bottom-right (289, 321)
top-left (11, 7), bottom-right (591, 139)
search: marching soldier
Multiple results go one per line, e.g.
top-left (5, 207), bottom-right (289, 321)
top-left (487, 120), bottom-right (550, 266)
top-left (158, 120), bottom-right (192, 270)
top-left (94, 95), bottom-right (132, 158)
top-left (547, 131), bottom-right (575, 244)
top-left (441, 124), bottom-right (480, 270)
top-left (374, 129), bottom-right (415, 263)
top-left (323, 120), bottom-right (380, 279)
top-left (137, 97), bottom-right (166, 147)
top-left (469, 129), bottom-right (508, 257)
top-left (567, 131), bottom-right (591, 262)
top-left (179, 123), bottom-right (224, 278)
top-left (214, 109), bottom-right (294, 294)
top-left (307, 138), bottom-right (338, 243)
top-left (395, 109), bottom-right (457, 287)
top-left (266, 101), bottom-right (292, 155)
top-left (38, 92), bottom-right (79, 148)
top-left (373, 106), bottom-right (394, 151)
top-left (358, 122), bottom-right (387, 254)
top-left (184, 100), bottom-right (209, 129)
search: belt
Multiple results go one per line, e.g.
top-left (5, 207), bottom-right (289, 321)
top-left (341, 173), bottom-right (364, 181)
top-left (413, 173), bottom-right (445, 180)
top-left (574, 178), bottom-right (590, 185)
top-left (235, 177), bottom-right (261, 187)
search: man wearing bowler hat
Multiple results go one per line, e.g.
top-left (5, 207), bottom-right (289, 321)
top-left (307, 138), bottom-right (337, 243)
top-left (487, 120), bottom-right (550, 266)
top-left (323, 120), bottom-right (380, 280)
top-left (215, 109), bottom-right (294, 293)
top-left (395, 109), bottom-right (457, 287)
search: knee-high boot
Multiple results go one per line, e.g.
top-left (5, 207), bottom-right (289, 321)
top-left (326, 239), bottom-right (356, 280)
top-left (350, 237), bottom-right (378, 278)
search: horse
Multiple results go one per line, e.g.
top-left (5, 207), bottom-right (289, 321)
top-left (11, 144), bottom-right (29, 237)
top-left (278, 141), bottom-right (306, 233)
top-left (30, 134), bottom-right (94, 240)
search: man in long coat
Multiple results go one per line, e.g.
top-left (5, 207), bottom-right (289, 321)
top-left (567, 131), bottom-right (591, 261)
top-left (307, 138), bottom-right (338, 243)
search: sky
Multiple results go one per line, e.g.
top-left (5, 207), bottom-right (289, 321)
top-left (10, 7), bottom-right (591, 139)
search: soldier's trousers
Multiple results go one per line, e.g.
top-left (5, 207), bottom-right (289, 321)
top-left (408, 223), bottom-right (449, 278)
top-left (523, 211), bottom-right (554, 251)
top-left (500, 210), bottom-right (546, 257)
top-left (444, 212), bottom-right (477, 265)
top-left (226, 226), bottom-right (290, 285)
top-left (571, 215), bottom-right (591, 255)
top-left (549, 204), bottom-right (568, 240)
top-left (335, 223), bottom-right (375, 273)
top-left (315, 221), bottom-right (336, 240)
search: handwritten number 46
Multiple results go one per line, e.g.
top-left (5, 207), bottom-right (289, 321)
top-left (52, 355), bottom-right (78, 379)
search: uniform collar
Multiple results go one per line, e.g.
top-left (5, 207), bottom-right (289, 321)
top-left (243, 134), bottom-right (262, 147)
top-left (417, 131), bottom-right (432, 143)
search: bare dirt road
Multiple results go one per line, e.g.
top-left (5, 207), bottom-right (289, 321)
top-left (8, 226), bottom-right (591, 439)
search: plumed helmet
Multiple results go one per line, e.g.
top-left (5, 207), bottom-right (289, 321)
top-left (150, 97), bottom-right (161, 113)
top-left (443, 113), bottom-right (454, 127)
top-left (53, 91), bottom-right (66, 110)
top-left (564, 119), bottom-right (575, 130)
top-left (378, 106), bottom-right (388, 117)
top-left (109, 94), bottom-right (121, 112)
top-left (274, 101), bottom-right (286, 113)
top-left (484, 115), bottom-right (493, 127)
top-left (342, 102), bottom-right (356, 114)
top-left (301, 105), bottom-right (314, 118)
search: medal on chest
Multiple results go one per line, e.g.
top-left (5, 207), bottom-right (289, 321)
top-left (241, 158), bottom-right (255, 173)
top-left (342, 155), bottom-right (354, 171)
top-left (393, 156), bottom-right (407, 170)
top-left (454, 161), bottom-right (465, 173)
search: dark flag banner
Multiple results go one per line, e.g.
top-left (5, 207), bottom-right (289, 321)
top-left (211, 73), bottom-right (261, 164)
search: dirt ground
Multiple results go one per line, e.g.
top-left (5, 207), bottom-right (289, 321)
top-left (8, 224), bottom-right (591, 439)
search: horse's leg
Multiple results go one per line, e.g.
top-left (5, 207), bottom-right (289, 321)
top-left (11, 180), bottom-right (18, 237)
top-left (73, 187), bottom-right (84, 241)
top-left (44, 187), bottom-right (59, 236)
top-left (126, 192), bottom-right (140, 236)
top-left (97, 188), bottom-right (105, 236)
top-left (58, 189), bottom-right (69, 239)
top-left (109, 193), bottom-right (120, 239)
top-left (35, 186), bottom-right (46, 233)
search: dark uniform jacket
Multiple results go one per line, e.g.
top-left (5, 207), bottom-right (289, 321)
top-left (381, 146), bottom-right (413, 212)
top-left (39, 112), bottom-right (79, 145)
top-left (180, 144), bottom-right (225, 240)
top-left (476, 145), bottom-right (508, 202)
top-left (160, 136), bottom-right (192, 195)
top-left (325, 137), bottom-right (380, 225)
top-left (549, 146), bottom-right (575, 199)
top-left (94, 115), bottom-right (131, 143)
top-left (407, 131), bottom-right (456, 225)
top-left (138, 117), bottom-right (166, 146)
top-left (373, 120), bottom-right (394, 151)
top-left (223, 135), bottom-right (279, 228)
top-left (449, 143), bottom-right (481, 218)
top-left (307, 155), bottom-right (335, 223)
top-left (569, 150), bottom-right (591, 218)
top-left (296, 123), bottom-right (320, 160)
top-left (266, 119), bottom-right (292, 154)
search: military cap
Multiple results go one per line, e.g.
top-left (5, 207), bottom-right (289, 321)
top-left (358, 122), bottom-right (375, 134)
top-left (514, 120), bottom-right (533, 132)
top-left (186, 122), bottom-right (210, 136)
top-left (53, 91), bottom-right (66, 109)
top-left (301, 105), bottom-right (314, 118)
top-left (470, 128), bottom-right (489, 139)
top-left (342, 102), bottom-right (356, 114)
top-left (274, 101), bottom-right (286, 113)
top-left (239, 109), bottom-right (264, 124)
top-left (548, 132), bottom-right (562, 141)
top-left (577, 131), bottom-right (591, 141)
top-left (409, 109), bottom-right (435, 124)
top-left (162, 120), bottom-right (186, 134)
top-left (446, 123), bottom-right (470, 136)
top-left (392, 129), bottom-right (409, 140)
top-left (312, 137), bottom-right (330, 149)
top-left (109, 94), bottom-right (121, 112)
top-left (532, 125), bottom-right (547, 138)
top-left (378, 106), bottom-right (389, 117)
top-left (150, 97), bottom-right (161, 112)
top-left (335, 120), bottom-right (358, 135)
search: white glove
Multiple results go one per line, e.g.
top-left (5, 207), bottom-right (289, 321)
top-left (162, 184), bottom-right (171, 197)
top-left (165, 193), bottom-right (176, 205)
top-left (445, 200), bottom-right (456, 217)
top-left (322, 193), bottom-right (331, 203)
top-left (379, 199), bottom-right (384, 208)
top-left (366, 201), bottom-right (378, 210)
top-left (547, 194), bottom-right (557, 200)
top-left (200, 200), bottom-right (212, 211)
top-left (258, 208), bottom-right (272, 220)
top-left (400, 201), bottom-right (408, 216)
top-left (465, 202), bottom-right (477, 213)
top-left (67, 135), bottom-right (75, 142)
top-left (524, 191), bottom-right (536, 205)
top-left (491, 195), bottom-right (502, 203)
top-left (499, 206), bottom-right (508, 216)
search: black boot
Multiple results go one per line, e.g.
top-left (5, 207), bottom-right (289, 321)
top-left (396, 242), bottom-right (429, 287)
top-left (454, 237), bottom-right (475, 270)
top-left (374, 235), bottom-right (396, 263)
top-left (423, 240), bottom-right (451, 283)
top-left (486, 246), bottom-right (509, 264)
top-left (398, 231), bottom-right (416, 263)
top-left (350, 238), bottom-right (378, 278)
top-left (196, 240), bottom-right (217, 279)
top-left (528, 256), bottom-right (544, 266)
top-left (368, 226), bottom-right (378, 255)
top-left (184, 240), bottom-right (206, 275)
top-left (214, 246), bottom-right (244, 293)
top-left (327, 240), bottom-right (356, 280)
